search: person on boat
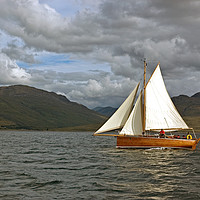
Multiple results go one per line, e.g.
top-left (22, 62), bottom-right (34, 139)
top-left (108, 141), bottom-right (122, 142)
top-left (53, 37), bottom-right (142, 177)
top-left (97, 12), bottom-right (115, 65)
top-left (173, 135), bottom-right (177, 139)
top-left (187, 132), bottom-right (192, 140)
top-left (159, 129), bottom-right (165, 138)
top-left (182, 135), bottom-right (186, 139)
top-left (142, 132), bottom-right (145, 137)
top-left (177, 135), bottom-right (180, 139)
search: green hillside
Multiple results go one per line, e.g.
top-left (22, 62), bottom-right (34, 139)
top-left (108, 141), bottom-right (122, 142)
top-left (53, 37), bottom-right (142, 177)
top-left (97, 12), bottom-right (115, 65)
top-left (0, 85), bottom-right (106, 131)
top-left (0, 85), bottom-right (199, 131)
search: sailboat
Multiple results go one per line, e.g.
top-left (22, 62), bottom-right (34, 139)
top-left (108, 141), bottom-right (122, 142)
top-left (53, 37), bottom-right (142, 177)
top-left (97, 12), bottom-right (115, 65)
top-left (94, 61), bottom-right (200, 150)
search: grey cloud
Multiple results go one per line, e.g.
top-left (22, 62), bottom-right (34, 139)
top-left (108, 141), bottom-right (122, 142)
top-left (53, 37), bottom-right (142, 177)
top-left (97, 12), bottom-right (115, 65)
top-left (26, 68), bottom-right (136, 108)
top-left (0, 0), bottom-right (115, 53)
top-left (2, 42), bottom-right (37, 63)
top-left (0, 0), bottom-right (200, 107)
top-left (66, 76), bottom-right (138, 108)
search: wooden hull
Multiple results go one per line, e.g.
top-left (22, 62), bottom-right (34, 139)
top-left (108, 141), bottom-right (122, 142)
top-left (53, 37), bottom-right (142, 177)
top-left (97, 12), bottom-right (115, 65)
top-left (117, 136), bottom-right (200, 150)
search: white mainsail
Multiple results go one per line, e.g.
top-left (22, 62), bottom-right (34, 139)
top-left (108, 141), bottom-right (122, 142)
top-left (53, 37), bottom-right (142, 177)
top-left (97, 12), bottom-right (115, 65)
top-left (120, 91), bottom-right (143, 135)
top-left (145, 64), bottom-right (189, 131)
top-left (95, 82), bottom-right (140, 134)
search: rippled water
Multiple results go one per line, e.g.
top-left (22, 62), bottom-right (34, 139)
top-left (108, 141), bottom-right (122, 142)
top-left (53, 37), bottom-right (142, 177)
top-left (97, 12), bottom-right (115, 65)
top-left (0, 131), bottom-right (200, 200)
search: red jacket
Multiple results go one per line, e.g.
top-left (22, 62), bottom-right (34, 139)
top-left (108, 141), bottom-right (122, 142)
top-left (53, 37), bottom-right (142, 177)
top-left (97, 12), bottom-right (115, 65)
top-left (160, 130), bottom-right (165, 134)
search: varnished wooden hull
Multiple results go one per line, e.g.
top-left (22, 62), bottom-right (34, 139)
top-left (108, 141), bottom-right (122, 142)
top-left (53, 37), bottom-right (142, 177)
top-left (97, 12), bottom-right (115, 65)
top-left (117, 136), bottom-right (200, 150)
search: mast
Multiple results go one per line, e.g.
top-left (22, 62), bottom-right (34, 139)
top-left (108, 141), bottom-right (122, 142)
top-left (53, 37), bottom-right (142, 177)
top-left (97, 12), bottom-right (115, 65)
top-left (143, 59), bottom-right (146, 132)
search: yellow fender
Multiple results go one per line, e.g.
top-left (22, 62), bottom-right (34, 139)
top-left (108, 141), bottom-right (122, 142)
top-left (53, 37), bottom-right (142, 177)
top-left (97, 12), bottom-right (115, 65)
top-left (187, 134), bottom-right (192, 140)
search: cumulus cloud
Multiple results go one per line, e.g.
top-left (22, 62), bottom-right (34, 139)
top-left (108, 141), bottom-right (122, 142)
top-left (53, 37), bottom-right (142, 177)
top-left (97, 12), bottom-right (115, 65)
top-left (0, 52), bottom-right (136, 107)
top-left (0, 53), bottom-right (31, 84)
top-left (25, 68), bottom-right (137, 108)
top-left (0, 0), bottom-right (109, 53)
top-left (2, 42), bottom-right (37, 63)
top-left (0, 0), bottom-right (200, 107)
top-left (67, 75), bottom-right (137, 108)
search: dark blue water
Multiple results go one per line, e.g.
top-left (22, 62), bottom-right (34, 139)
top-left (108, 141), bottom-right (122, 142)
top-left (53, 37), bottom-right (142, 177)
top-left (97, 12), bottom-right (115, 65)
top-left (0, 131), bottom-right (200, 200)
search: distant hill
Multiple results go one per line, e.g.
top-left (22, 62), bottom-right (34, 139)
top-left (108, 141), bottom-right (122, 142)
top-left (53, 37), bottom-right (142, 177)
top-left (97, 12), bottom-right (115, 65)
top-left (94, 92), bottom-right (200, 131)
top-left (172, 92), bottom-right (200, 131)
top-left (0, 85), bottom-right (106, 131)
top-left (93, 106), bottom-right (117, 117)
top-left (0, 85), bottom-right (199, 131)
top-left (171, 93), bottom-right (200, 116)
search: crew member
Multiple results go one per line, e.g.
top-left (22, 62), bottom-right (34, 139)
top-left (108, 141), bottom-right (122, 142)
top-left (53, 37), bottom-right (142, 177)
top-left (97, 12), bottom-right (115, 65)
top-left (159, 129), bottom-right (165, 138)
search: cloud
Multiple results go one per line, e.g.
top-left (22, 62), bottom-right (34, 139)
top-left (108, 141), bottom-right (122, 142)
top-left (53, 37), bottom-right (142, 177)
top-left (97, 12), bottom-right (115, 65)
top-left (66, 75), bottom-right (138, 108)
top-left (0, 0), bottom-right (200, 107)
top-left (2, 42), bottom-right (37, 64)
top-left (26, 68), bottom-right (137, 108)
top-left (0, 53), bottom-right (136, 107)
top-left (0, 0), bottom-right (109, 53)
top-left (0, 53), bottom-right (31, 84)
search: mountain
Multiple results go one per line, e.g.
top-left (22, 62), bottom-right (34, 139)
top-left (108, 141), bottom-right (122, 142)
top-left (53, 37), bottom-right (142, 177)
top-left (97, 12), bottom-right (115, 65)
top-left (171, 92), bottom-right (200, 131)
top-left (93, 106), bottom-right (117, 117)
top-left (0, 85), bottom-right (106, 131)
top-left (0, 85), bottom-right (199, 131)
top-left (171, 93), bottom-right (200, 116)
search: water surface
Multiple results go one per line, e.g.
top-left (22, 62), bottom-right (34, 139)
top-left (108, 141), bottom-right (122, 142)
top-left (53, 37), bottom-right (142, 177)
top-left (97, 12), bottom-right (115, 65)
top-left (0, 131), bottom-right (200, 199)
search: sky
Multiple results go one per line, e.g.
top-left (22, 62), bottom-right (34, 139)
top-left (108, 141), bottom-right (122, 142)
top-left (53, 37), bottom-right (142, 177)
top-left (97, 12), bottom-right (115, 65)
top-left (0, 0), bottom-right (200, 108)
